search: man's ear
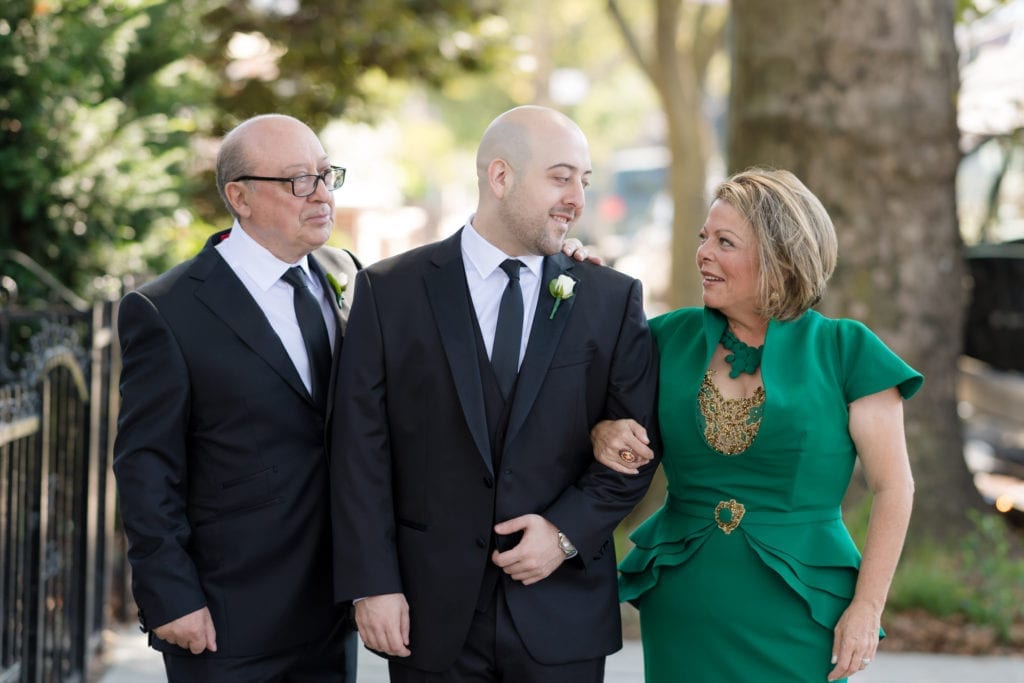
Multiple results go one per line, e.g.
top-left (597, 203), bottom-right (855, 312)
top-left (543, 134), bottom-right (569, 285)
top-left (487, 158), bottom-right (512, 200)
top-left (225, 181), bottom-right (252, 218)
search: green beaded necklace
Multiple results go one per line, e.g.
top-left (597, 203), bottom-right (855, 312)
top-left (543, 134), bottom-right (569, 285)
top-left (720, 328), bottom-right (764, 378)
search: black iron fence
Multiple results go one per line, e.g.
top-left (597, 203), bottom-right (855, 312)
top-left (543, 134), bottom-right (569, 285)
top-left (0, 252), bottom-right (125, 683)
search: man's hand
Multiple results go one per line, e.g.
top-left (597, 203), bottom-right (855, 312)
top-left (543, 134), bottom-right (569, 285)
top-left (153, 606), bottom-right (217, 655)
top-left (354, 593), bottom-right (412, 657)
top-left (561, 238), bottom-right (605, 265)
top-left (491, 514), bottom-right (567, 585)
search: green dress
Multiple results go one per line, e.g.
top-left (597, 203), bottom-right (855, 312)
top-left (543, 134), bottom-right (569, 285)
top-left (619, 307), bottom-right (923, 683)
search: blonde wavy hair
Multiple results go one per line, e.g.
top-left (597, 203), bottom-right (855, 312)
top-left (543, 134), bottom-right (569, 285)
top-left (713, 167), bottom-right (838, 321)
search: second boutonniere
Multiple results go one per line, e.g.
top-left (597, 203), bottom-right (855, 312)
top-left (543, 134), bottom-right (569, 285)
top-left (325, 272), bottom-right (349, 306)
top-left (548, 274), bottom-right (576, 319)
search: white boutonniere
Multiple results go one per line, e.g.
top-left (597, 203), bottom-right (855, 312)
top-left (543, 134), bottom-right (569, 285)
top-left (325, 272), bottom-right (349, 306)
top-left (548, 274), bottom-right (576, 319)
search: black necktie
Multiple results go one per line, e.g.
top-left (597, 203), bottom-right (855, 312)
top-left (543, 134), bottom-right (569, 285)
top-left (491, 259), bottom-right (525, 399)
top-left (281, 266), bottom-right (332, 410)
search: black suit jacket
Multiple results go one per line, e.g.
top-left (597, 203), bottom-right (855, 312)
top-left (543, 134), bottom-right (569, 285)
top-left (330, 229), bottom-right (659, 671)
top-left (113, 229), bottom-right (359, 657)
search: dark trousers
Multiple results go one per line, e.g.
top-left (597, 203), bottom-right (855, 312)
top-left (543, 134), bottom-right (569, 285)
top-left (387, 584), bottom-right (604, 683)
top-left (164, 627), bottom-right (358, 683)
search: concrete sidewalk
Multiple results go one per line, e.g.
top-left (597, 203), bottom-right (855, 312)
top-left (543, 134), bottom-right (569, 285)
top-left (96, 625), bottom-right (1024, 682)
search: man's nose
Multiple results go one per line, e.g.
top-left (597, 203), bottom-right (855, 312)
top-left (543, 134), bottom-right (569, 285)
top-left (310, 175), bottom-right (333, 201)
top-left (565, 180), bottom-right (586, 209)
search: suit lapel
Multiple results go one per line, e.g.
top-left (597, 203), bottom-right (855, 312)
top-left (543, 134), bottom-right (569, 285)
top-left (308, 254), bottom-right (343, 357)
top-left (309, 254), bottom-right (343, 420)
top-left (191, 233), bottom-right (312, 406)
top-left (424, 231), bottom-right (494, 474)
top-left (505, 253), bottom-right (576, 447)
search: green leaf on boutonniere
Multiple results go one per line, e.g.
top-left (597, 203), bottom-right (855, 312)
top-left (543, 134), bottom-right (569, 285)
top-left (325, 272), bottom-right (348, 306)
top-left (548, 274), bottom-right (576, 319)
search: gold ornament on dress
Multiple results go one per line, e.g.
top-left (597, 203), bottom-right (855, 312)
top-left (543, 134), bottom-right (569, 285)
top-left (698, 370), bottom-right (765, 456)
top-left (714, 499), bottom-right (746, 534)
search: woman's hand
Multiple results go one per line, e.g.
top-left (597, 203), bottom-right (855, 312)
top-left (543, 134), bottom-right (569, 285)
top-left (590, 418), bottom-right (653, 474)
top-left (828, 599), bottom-right (881, 681)
top-left (561, 238), bottom-right (605, 265)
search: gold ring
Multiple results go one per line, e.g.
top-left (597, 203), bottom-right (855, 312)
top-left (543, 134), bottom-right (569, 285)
top-left (619, 449), bottom-right (637, 464)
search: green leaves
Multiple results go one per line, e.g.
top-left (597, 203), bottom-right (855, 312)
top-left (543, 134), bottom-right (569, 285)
top-left (0, 0), bottom-right (215, 297)
top-left (1, 0), bottom-right (505, 299)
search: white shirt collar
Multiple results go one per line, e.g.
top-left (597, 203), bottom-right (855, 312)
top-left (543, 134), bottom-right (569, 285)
top-left (462, 219), bottom-right (544, 280)
top-left (218, 219), bottom-right (313, 291)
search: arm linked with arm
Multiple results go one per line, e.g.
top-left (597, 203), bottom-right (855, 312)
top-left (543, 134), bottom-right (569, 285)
top-left (542, 277), bottom-right (661, 565)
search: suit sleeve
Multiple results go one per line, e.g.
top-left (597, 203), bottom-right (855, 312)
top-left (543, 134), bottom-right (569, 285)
top-left (330, 270), bottom-right (404, 601)
top-left (112, 291), bottom-right (206, 629)
top-left (543, 277), bottom-right (660, 566)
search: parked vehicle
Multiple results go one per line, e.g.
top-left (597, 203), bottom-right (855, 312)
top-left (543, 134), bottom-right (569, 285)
top-left (959, 241), bottom-right (1024, 517)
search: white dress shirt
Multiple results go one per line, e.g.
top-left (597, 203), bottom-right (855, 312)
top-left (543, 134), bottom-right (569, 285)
top-left (216, 220), bottom-right (336, 395)
top-left (460, 220), bottom-right (544, 368)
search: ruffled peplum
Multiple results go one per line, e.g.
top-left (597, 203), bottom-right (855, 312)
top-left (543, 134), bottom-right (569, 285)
top-left (619, 495), bottom-right (865, 633)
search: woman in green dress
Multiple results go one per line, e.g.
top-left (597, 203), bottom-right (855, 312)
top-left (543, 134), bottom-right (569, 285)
top-left (592, 168), bottom-right (922, 682)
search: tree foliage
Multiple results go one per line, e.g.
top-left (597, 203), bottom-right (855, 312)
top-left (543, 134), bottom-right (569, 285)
top-left (0, 0), bottom-right (216, 297)
top-left (1, 0), bottom-right (508, 297)
top-left (204, 0), bottom-right (507, 132)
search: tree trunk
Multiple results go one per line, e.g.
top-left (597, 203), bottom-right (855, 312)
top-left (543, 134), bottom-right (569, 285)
top-left (729, 0), bottom-right (980, 542)
top-left (606, 0), bottom-right (725, 310)
top-left (606, 0), bottom-right (726, 537)
top-left (652, 0), bottom-right (707, 311)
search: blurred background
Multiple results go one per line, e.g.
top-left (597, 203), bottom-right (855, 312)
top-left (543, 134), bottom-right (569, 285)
top-left (2, 0), bottom-right (1024, 680)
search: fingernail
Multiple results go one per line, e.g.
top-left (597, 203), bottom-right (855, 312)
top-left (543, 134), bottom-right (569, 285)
top-left (830, 655), bottom-right (837, 664)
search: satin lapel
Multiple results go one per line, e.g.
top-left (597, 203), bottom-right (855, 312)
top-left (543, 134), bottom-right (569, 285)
top-left (505, 254), bottom-right (576, 447)
top-left (309, 253), bottom-right (342, 420)
top-left (423, 233), bottom-right (493, 474)
top-left (192, 242), bottom-right (311, 406)
top-left (307, 253), bottom-right (344, 356)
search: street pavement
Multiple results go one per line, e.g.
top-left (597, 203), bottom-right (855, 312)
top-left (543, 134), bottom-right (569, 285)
top-left (96, 625), bottom-right (1024, 682)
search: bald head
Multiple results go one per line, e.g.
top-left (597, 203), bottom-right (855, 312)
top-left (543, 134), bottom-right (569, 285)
top-left (216, 114), bottom-right (320, 218)
top-left (472, 105), bottom-right (591, 257)
top-left (475, 106), bottom-right (586, 188)
top-left (215, 113), bottom-right (336, 263)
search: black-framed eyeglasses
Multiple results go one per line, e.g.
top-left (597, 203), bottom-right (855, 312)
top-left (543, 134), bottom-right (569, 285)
top-left (232, 165), bottom-right (346, 197)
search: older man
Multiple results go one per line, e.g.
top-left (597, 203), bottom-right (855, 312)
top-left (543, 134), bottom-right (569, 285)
top-left (114, 114), bottom-right (358, 682)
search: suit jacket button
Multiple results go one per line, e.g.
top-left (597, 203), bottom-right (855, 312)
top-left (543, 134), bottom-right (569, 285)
top-left (476, 537), bottom-right (487, 548)
top-left (483, 476), bottom-right (493, 488)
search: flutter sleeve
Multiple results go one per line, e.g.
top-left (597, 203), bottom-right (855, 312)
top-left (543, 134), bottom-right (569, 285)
top-left (834, 319), bottom-right (923, 403)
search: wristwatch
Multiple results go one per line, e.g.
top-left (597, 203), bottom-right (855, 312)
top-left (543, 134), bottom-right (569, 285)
top-left (557, 531), bottom-right (578, 559)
